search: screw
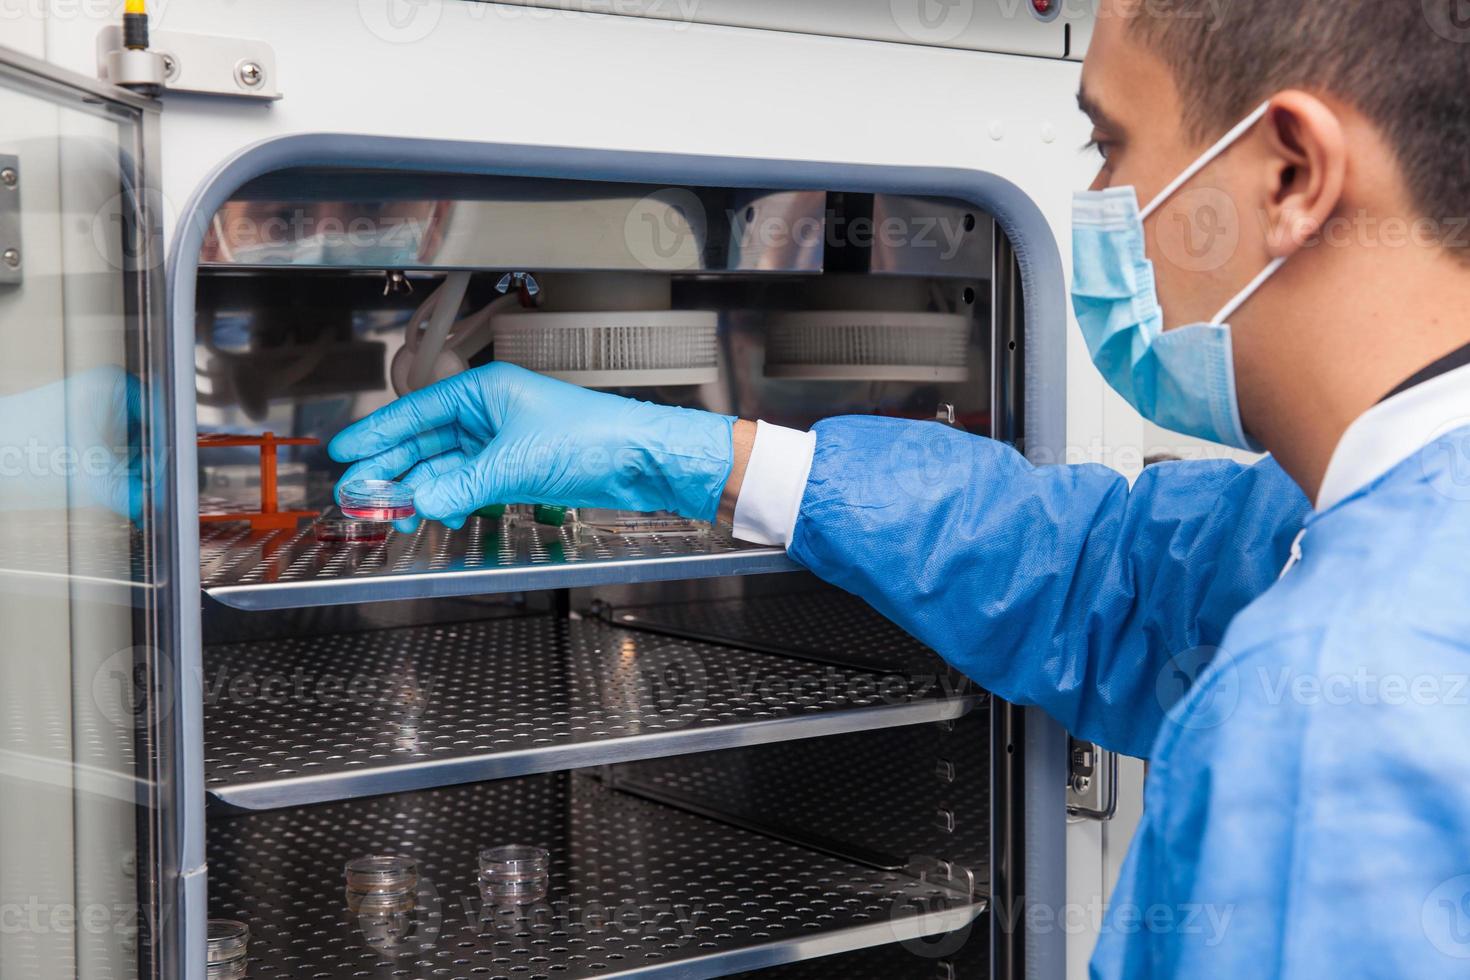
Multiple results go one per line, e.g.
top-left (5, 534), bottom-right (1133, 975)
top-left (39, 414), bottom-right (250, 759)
top-left (0, 168), bottom-right (15, 189)
top-left (161, 54), bottom-right (179, 82)
top-left (235, 61), bottom-right (265, 89)
top-left (2, 249), bottom-right (19, 269)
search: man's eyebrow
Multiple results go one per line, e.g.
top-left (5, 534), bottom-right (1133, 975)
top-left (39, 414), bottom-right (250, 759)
top-left (1077, 88), bottom-right (1121, 132)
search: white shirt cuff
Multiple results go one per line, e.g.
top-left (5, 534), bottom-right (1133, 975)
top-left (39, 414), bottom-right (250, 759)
top-left (731, 421), bottom-right (816, 548)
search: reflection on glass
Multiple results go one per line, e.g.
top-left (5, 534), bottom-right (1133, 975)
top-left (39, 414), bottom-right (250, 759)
top-left (0, 67), bottom-right (162, 980)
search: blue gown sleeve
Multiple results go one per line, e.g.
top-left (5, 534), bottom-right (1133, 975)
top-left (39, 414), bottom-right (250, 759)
top-left (786, 416), bottom-right (1310, 757)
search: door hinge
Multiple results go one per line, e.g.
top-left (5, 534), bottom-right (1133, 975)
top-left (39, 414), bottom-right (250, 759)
top-left (97, 27), bottom-right (283, 102)
top-left (1066, 736), bottom-right (1117, 820)
top-left (0, 155), bottom-right (20, 288)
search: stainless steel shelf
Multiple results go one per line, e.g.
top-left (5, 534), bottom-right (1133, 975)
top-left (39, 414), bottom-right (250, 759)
top-left (207, 773), bottom-right (986, 980)
top-left (607, 588), bottom-right (949, 674)
top-left (201, 517), bottom-right (799, 610)
top-left (204, 617), bottom-right (975, 811)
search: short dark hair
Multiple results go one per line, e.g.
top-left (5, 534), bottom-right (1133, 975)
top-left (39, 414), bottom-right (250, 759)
top-left (1131, 1), bottom-right (1470, 258)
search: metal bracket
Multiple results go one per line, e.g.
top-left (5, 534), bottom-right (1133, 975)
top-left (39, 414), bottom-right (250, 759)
top-left (906, 855), bottom-right (978, 900)
top-left (97, 27), bottom-right (282, 102)
top-left (1066, 736), bottom-right (1117, 821)
top-left (0, 155), bottom-right (21, 287)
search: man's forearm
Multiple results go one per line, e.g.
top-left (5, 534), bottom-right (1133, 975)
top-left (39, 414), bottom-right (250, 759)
top-left (717, 418), bottom-right (757, 524)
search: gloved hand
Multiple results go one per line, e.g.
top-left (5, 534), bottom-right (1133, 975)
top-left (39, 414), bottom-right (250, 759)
top-left (0, 365), bottom-right (143, 521)
top-left (328, 362), bottom-right (735, 532)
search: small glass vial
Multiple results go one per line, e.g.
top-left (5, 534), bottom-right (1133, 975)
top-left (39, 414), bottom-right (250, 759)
top-left (344, 854), bottom-right (418, 912)
top-left (338, 479), bottom-right (416, 522)
top-left (479, 845), bottom-right (550, 906)
top-left (206, 919), bottom-right (249, 979)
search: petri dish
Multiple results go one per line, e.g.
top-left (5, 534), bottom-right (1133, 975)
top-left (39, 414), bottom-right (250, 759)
top-left (479, 845), bottom-right (551, 906)
top-left (315, 508), bottom-right (390, 544)
top-left (345, 854), bottom-right (419, 894)
top-left (338, 479), bottom-right (416, 522)
top-left (478, 845), bottom-right (550, 880)
top-left (207, 919), bottom-right (249, 965)
top-left (314, 514), bottom-right (388, 543)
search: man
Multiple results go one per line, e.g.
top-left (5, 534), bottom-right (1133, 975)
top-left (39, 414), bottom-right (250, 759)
top-left (330, 1), bottom-right (1470, 974)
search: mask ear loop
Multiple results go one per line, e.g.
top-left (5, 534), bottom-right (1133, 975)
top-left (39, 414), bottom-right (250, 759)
top-left (1139, 101), bottom-right (1273, 222)
top-left (1211, 256), bottom-right (1287, 325)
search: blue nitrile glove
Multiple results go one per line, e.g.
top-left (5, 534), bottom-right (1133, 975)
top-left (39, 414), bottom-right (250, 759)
top-left (0, 365), bottom-right (143, 521)
top-left (328, 362), bottom-right (735, 532)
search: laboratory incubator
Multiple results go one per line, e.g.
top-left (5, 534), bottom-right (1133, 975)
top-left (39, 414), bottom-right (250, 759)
top-left (0, 4), bottom-right (1133, 979)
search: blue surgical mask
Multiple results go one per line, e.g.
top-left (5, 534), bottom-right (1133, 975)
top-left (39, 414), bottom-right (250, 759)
top-left (1071, 102), bottom-right (1286, 451)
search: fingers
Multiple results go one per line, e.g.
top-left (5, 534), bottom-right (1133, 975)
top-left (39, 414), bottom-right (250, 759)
top-left (415, 450), bottom-right (505, 525)
top-left (328, 378), bottom-right (470, 462)
top-left (334, 426), bottom-right (462, 496)
top-left (401, 450), bottom-right (478, 528)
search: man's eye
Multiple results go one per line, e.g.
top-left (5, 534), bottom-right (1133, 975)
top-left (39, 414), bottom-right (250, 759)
top-left (1084, 138), bottom-right (1114, 161)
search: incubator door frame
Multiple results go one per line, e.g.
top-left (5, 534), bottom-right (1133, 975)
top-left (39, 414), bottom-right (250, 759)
top-left (0, 44), bottom-right (183, 980)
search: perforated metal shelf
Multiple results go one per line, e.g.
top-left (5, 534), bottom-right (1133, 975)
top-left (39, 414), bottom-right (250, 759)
top-left (207, 773), bottom-right (985, 980)
top-left (201, 516), bottom-right (798, 610)
top-left (204, 617), bottom-right (975, 810)
top-left (607, 589), bottom-right (948, 673)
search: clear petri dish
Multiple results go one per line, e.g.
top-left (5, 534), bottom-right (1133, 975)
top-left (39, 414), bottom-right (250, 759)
top-left (478, 845), bottom-right (550, 881)
top-left (480, 875), bottom-right (549, 906)
top-left (344, 854), bottom-right (419, 893)
top-left (206, 919), bottom-right (249, 964)
top-left (315, 507), bottom-right (390, 543)
top-left (338, 479), bottom-right (417, 522)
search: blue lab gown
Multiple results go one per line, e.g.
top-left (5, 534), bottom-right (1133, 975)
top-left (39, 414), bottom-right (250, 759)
top-left (787, 415), bottom-right (1470, 978)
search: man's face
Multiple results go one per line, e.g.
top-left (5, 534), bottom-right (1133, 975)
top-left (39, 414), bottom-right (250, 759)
top-left (1080, 0), bottom-right (1268, 330)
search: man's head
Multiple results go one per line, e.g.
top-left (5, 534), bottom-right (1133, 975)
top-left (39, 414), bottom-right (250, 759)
top-left (1079, 0), bottom-right (1470, 476)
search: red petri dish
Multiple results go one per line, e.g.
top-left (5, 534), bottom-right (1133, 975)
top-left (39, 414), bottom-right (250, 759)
top-left (338, 479), bottom-right (416, 522)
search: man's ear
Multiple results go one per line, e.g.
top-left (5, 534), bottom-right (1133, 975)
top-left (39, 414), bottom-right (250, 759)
top-left (1259, 91), bottom-right (1347, 257)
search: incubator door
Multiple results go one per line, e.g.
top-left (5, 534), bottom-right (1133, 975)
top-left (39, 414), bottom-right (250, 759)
top-left (0, 49), bottom-right (177, 980)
